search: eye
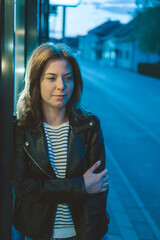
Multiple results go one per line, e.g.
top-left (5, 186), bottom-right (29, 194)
top-left (47, 77), bottom-right (56, 81)
top-left (64, 75), bottom-right (73, 81)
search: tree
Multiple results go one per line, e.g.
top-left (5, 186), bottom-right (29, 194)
top-left (136, 0), bottom-right (160, 8)
top-left (135, 0), bottom-right (160, 55)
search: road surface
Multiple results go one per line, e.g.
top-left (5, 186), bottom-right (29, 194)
top-left (78, 58), bottom-right (160, 230)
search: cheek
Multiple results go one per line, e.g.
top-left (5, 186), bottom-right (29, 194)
top-left (40, 82), bottom-right (45, 98)
top-left (41, 82), bottom-right (53, 93)
top-left (40, 82), bottom-right (50, 100)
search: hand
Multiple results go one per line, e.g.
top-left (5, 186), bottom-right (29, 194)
top-left (83, 160), bottom-right (109, 194)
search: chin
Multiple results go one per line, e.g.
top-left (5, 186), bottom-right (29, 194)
top-left (55, 104), bottom-right (66, 109)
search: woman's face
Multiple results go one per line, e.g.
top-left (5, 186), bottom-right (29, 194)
top-left (40, 58), bottom-right (74, 112)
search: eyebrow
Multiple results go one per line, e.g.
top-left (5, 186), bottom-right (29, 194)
top-left (45, 72), bottom-right (73, 76)
top-left (45, 73), bottom-right (56, 76)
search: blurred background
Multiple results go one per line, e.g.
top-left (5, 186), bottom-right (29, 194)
top-left (0, 0), bottom-right (160, 239)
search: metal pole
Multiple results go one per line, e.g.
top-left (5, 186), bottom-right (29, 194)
top-left (62, 6), bottom-right (66, 42)
top-left (0, 0), bottom-right (14, 238)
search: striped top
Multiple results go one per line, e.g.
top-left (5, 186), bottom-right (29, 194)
top-left (43, 121), bottom-right (76, 238)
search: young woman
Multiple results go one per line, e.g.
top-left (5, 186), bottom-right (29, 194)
top-left (11, 42), bottom-right (109, 240)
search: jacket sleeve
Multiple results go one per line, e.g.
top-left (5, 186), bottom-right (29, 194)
top-left (79, 117), bottom-right (109, 238)
top-left (87, 117), bottom-right (106, 173)
top-left (86, 116), bottom-right (109, 197)
top-left (11, 123), bottom-right (85, 203)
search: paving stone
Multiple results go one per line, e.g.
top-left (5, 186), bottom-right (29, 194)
top-left (134, 223), bottom-right (157, 240)
top-left (113, 212), bottom-right (133, 228)
top-left (109, 199), bottom-right (126, 213)
top-left (115, 184), bottom-right (130, 196)
top-left (108, 234), bottom-right (123, 240)
top-left (108, 214), bottom-right (121, 235)
top-left (119, 227), bottom-right (139, 240)
top-left (126, 208), bottom-right (146, 223)
top-left (110, 176), bottom-right (124, 185)
top-left (120, 195), bottom-right (138, 208)
top-left (107, 168), bottom-right (158, 240)
top-left (108, 186), bottom-right (119, 199)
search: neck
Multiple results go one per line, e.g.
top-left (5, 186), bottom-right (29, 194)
top-left (42, 105), bottom-right (68, 126)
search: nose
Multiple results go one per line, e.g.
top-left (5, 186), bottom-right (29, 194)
top-left (57, 77), bottom-right (66, 90)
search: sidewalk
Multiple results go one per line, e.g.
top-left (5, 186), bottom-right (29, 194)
top-left (107, 150), bottom-right (159, 240)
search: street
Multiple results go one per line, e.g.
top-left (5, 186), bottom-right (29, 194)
top-left (78, 58), bottom-right (160, 233)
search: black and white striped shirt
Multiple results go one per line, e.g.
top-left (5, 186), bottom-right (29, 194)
top-left (43, 121), bottom-right (76, 238)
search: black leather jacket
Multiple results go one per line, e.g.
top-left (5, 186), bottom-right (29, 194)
top-left (11, 115), bottom-right (109, 240)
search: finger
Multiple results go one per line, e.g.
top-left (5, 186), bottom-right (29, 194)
top-left (103, 177), bottom-right (109, 183)
top-left (103, 182), bottom-right (109, 187)
top-left (89, 161), bottom-right (101, 173)
top-left (101, 183), bottom-right (109, 192)
top-left (99, 169), bottom-right (108, 177)
top-left (100, 187), bottom-right (108, 192)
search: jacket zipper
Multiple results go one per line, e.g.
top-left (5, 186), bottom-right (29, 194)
top-left (23, 145), bottom-right (53, 179)
top-left (24, 144), bottom-right (57, 239)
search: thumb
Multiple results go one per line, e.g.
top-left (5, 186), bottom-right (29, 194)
top-left (89, 161), bottom-right (101, 173)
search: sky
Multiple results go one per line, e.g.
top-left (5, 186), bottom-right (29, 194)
top-left (49, 0), bottom-right (137, 38)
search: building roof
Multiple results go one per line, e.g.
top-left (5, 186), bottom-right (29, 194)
top-left (115, 19), bottom-right (135, 39)
top-left (88, 20), bottom-right (122, 37)
top-left (97, 19), bottom-right (136, 43)
top-left (97, 24), bottom-right (124, 43)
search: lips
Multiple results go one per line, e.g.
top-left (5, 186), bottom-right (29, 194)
top-left (52, 94), bottom-right (67, 96)
top-left (53, 95), bottom-right (67, 99)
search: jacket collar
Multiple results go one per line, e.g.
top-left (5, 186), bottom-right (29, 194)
top-left (24, 116), bottom-right (95, 178)
top-left (69, 116), bottom-right (95, 133)
top-left (32, 116), bottom-right (95, 134)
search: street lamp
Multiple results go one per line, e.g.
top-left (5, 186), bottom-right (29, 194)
top-left (49, 0), bottom-right (81, 41)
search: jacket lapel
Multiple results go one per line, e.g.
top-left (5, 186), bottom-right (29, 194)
top-left (24, 125), bottom-right (56, 178)
top-left (66, 118), bottom-right (95, 177)
top-left (66, 127), bottom-right (87, 177)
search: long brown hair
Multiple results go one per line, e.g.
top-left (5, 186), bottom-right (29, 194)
top-left (17, 42), bottom-right (87, 127)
